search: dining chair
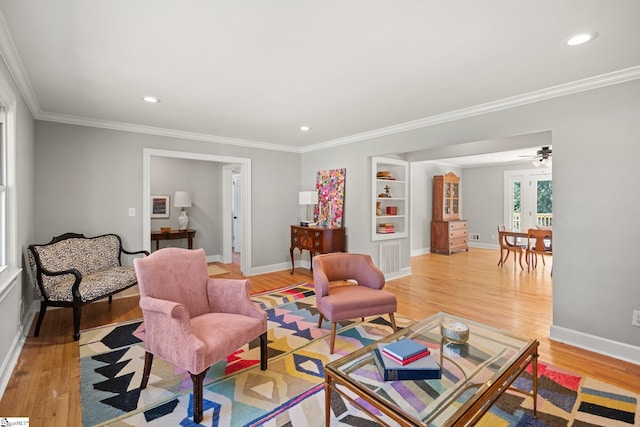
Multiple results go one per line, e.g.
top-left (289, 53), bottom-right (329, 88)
top-left (497, 225), bottom-right (526, 269)
top-left (312, 253), bottom-right (398, 354)
top-left (526, 228), bottom-right (553, 273)
top-left (133, 247), bottom-right (267, 423)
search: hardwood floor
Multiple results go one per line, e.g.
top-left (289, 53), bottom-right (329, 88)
top-left (1, 248), bottom-right (638, 425)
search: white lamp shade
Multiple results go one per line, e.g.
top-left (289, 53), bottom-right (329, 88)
top-left (174, 191), bottom-right (192, 208)
top-left (298, 191), bottom-right (318, 205)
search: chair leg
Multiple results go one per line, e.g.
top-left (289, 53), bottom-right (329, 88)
top-left (518, 251), bottom-right (524, 270)
top-left (190, 369), bottom-right (209, 424)
top-left (329, 322), bottom-right (337, 354)
top-left (72, 303), bottom-right (82, 341)
top-left (317, 313), bottom-right (324, 328)
top-left (259, 332), bottom-right (268, 370)
top-left (33, 301), bottom-right (47, 337)
top-left (140, 352), bottom-right (154, 389)
top-left (389, 313), bottom-right (397, 332)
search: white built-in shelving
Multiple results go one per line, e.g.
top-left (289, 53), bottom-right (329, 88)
top-left (371, 156), bottom-right (409, 241)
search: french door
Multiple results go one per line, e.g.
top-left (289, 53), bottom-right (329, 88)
top-left (504, 169), bottom-right (552, 232)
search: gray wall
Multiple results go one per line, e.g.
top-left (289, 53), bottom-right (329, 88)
top-left (150, 156), bottom-right (223, 256)
top-left (33, 121), bottom-right (301, 269)
top-left (302, 79), bottom-right (640, 357)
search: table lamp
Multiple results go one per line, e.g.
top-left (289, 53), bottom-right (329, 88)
top-left (299, 190), bottom-right (318, 226)
top-left (174, 191), bottom-right (192, 230)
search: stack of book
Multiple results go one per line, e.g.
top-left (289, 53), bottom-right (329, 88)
top-left (378, 223), bottom-right (395, 234)
top-left (373, 338), bottom-right (441, 381)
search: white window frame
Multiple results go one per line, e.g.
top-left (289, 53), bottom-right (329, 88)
top-left (0, 68), bottom-right (18, 283)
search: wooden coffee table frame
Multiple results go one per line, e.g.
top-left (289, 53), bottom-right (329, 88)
top-left (324, 314), bottom-right (539, 426)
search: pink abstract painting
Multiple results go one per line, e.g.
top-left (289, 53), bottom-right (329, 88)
top-left (314, 168), bottom-right (346, 227)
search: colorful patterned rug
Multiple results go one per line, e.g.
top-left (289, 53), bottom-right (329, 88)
top-left (79, 283), bottom-right (639, 426)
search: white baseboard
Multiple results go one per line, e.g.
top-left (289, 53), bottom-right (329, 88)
top-left (384, 267), bottom-right (412, 281)
top-left (205, 254), bottom-right (223, 263)
top-left (549, 324), bottom-right (640, 365)
top-left (0, 310), bottom-right (32, 400)
top-left (411, 247), bottom-right (431, 257)
top-left (468, 242), bottom-right (499, 250)
top-left (249, 261), bottom-right (296, 276)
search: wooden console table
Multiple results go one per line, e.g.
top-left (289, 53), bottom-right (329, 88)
top-left (290, 225), bottom-right (346, 274)
top-left (151, 229), bottom-right (196, 251)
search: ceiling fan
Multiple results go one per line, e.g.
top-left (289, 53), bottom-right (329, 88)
top-left (520, 146), bottom-right (552, 167)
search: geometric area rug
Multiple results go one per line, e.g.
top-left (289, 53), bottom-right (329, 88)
top-left (79, 283), bottom-right (640, 426)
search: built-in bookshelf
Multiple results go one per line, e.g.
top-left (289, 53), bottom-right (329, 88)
top-left (371, 156), bottom-right (409, 241)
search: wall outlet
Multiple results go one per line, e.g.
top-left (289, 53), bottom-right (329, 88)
top-left (469, 233), bottom-right (480, 240)
top-left (128, 208), bottom-right (135, 217)
top-left (632, 310), bottom-right (640, 327)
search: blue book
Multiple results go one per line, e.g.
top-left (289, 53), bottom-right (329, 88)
top-left (373, 347), bottom-right (441, 381)
top-left (381, 338), bottom-right (428, 361)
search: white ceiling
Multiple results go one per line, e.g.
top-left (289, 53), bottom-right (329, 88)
top-left (0, 1), bottom-right (639, 154)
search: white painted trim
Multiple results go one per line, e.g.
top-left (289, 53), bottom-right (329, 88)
top-left (142, 149), bottom-right (252, 275)
top-left (410, 248), bottom-right (430, 257)
top-left (384, 267), bottom-right (412, 282)
top-left (550, 324), bottom-right (640, 365)
top-left (302, 66), bottom-right (640, 152)
top-left (468, 242), bottom-right (499, 250)
top-left (0, 9), bottom-right (40, 116)
top-left (38, 112), bottom-right (300, 153)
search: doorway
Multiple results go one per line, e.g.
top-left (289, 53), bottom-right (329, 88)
top-left (504, 168), bottom-right (552, 232)
top-left (142, 148), bottom-right (252, 275)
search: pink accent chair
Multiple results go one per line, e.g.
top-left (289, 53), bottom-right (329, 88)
top-left (313, 253), bottom-right (398, 354)
top-left (133, 248), bottom-right (267, 423)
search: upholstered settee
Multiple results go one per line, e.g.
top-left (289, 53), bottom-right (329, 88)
top-left (27, 233), bottom-right (148, 340)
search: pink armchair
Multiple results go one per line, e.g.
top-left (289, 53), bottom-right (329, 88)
top-left (313, 253), bottom-right (397, 354)
top-left (133, 248), bottom-right (267, 423)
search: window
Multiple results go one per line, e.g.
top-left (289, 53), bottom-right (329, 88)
top-left (0, 68), bottom-right (17, 280)
top-left (0, 111), bottom-right (5, 270)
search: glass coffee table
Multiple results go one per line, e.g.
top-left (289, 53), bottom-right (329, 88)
top-left (324, 312), bottom-right (539, 426)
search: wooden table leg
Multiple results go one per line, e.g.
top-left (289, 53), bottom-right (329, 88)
top-left (290, 247), bottom-right (295, 274)
top-left (532, 351), bottom-right (538, 417)
top-left (325, 377), bottom-right (332, 426)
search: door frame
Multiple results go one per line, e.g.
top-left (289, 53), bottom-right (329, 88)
top-left (142, 148), bottom-right (252, 275)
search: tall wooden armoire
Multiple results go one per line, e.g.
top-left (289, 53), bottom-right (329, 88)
top-left (431, 172), bottom-right (468, 254)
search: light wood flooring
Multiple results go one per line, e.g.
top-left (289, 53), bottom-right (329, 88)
top-left (1, 248), bottom-right (638, 426)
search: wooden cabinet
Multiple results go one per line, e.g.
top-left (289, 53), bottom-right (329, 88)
top-left (431, 220), bottom-right (468, 254)
top-left (371, 157), bottom-right (409, 241)
top-left (431, 172), bottom-right (468, 254)
top-left (432, 172), bottom-right (460, 222)
top-left (290, 226), bottom-right (346, 273)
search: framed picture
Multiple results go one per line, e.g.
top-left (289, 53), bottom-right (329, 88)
top-left (151, 195), bottom-right (170, 219)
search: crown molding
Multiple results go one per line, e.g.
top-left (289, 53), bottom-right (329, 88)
top-left (301, 66), bottom-right (640, 153)
top-left (37, 112), bottom-right (301, 153)
top-left (0, 10), bottom-right (41, 117)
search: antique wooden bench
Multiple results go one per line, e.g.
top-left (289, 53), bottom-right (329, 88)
top-left (27, 233), bottom-right (148, 340)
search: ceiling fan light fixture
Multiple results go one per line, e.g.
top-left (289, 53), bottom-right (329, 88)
top-left (532, 159), bottom-right (542, 168)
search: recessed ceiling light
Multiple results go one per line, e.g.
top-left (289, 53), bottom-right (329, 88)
top-left (142, 96), bottom-right (160, 103)
top-left (299, 126), bottom-right (310, 132)
top-left (566, 32), bottom-right (598, 46)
